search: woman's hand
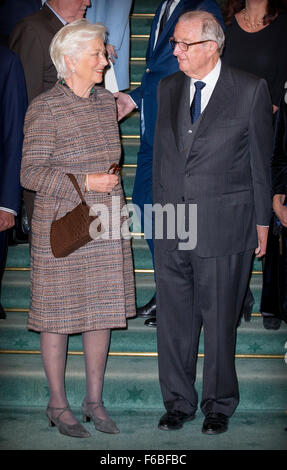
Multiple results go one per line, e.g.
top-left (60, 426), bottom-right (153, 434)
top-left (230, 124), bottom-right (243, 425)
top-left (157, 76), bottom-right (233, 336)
top-left (273, 194), bottom-right (287, 227)
top-left (88, 173), bottom-right (119, 193)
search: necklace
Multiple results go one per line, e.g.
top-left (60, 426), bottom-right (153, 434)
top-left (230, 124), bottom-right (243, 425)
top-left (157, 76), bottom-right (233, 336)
top-left (242, 8), bottom-right (264, 31)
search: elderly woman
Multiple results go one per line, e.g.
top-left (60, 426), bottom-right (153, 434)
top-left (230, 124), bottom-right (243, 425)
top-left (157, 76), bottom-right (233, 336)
top-left (20, 19), bottom-right (136, 438)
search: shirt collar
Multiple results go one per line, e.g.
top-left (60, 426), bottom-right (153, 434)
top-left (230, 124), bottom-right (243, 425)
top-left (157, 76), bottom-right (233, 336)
top-left (46, 2), bottom-right (67, 25)
top-left (191, 58), bottom-right (221, 88)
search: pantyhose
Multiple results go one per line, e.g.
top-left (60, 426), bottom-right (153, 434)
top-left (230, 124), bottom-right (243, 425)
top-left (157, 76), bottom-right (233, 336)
top-left (40, 329), bottom-right (111, 425)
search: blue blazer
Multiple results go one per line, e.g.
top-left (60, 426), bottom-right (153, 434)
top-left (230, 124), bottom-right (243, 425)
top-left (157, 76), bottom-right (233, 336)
top-left (130, 0), bottom-right (224, 150)
top-left (0, 47), bottom-right (27, 213)
top-left (86, 0), bottom-right (133, 91)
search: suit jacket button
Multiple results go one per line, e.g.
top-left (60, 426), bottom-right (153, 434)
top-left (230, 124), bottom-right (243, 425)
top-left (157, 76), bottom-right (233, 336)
top-left (146, 68), bottom-right (151, 73)
top-left (188, 129), bottom-right (192, 134)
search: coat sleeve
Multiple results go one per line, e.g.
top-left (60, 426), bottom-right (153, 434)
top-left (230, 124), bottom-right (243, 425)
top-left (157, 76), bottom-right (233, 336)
top-left (0, 52), bottom-right (27, 213)
top-left (272, 93), bottom-right (287, 195)
top-left (20, 98), bottom-right (85, 203)
top-left (248, 78), bottom-right (273, 226)
top-left (104, 0), bottom-right (133, 50)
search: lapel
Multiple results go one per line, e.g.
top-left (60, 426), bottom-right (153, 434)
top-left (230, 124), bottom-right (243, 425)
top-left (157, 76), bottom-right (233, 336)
top-left (194, 64), bottom-right (235, 138)
top-left (148, 1), bottom-right (164, 56)
top-left (171, 64), bottom-right (235, 157)
top-left (152, 0), bottom-right (187, 55)
top-left (172, 72), bottom-right (191, 149)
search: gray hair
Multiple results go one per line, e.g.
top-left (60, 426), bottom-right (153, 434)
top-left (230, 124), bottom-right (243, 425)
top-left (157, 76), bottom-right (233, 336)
top-left (178, 10), bottom-right (225, 56)
top-left (50, 18), bottom-right (107, 79)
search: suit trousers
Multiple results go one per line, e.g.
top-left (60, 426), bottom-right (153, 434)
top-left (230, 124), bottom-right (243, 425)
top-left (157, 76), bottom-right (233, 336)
top-left (155, 246), bottom-right (254, 417)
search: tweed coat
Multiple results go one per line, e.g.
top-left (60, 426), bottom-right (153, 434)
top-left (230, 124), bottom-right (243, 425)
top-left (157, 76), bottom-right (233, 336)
top-left (21, 83), bottom-right (136, 334)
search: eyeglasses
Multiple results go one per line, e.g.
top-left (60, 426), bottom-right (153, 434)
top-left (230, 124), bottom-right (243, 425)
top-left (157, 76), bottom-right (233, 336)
top-left (169, 38), bottom-right (213, 51)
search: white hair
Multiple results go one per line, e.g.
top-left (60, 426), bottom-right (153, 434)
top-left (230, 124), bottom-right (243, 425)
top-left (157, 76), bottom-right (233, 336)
top-left (178, 10), bottom-right (225, 55)
top-left (49, 18), bottom-right (107, 79)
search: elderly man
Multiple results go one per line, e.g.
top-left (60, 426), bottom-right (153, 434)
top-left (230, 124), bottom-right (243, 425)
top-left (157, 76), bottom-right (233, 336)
top-left (9, 0), bottom-right (90, 228)
top-left (115, 0), bottom-right (224, 326)
top-left (0, 47), bottom-right (27, 318)
top-left (153, 11), bottom-right (273, 434)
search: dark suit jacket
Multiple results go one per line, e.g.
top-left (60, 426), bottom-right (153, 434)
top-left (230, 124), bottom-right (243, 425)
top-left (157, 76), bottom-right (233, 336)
top-left (0, 46), bottom-right (27, 214)
top-left (153, 63), bottom-right (273, 258)
top-left (9, 3), bottom-right (63, 103)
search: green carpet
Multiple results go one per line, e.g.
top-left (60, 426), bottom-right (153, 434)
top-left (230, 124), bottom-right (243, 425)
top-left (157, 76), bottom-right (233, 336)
top-left (0, 0), bottom-right (286, 452)
top-left (0, 408), bottom-right (286, 451)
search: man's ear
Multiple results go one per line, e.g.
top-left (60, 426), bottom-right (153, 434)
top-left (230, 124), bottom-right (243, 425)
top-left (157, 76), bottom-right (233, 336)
top-left (209, 40), bottom-right (218, 54)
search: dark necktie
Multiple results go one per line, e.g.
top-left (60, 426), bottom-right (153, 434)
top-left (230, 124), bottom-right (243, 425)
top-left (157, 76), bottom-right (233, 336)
top-left (158, 0), bottom-right (174, 37)
top-left (190, 81), bottom-right (206, 123)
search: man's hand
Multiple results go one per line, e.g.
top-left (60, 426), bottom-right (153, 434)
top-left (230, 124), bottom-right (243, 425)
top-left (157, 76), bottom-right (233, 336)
top-left (113, 92), bottom-right (136, 121)
top-left (255, 225), bottom-right (269, 258)
top-left (106, 44), bottom-right (117, 64)
top-left (273, 194), bottom-right (287, 227)
top-left (0, 210), bottom-right (15, 232)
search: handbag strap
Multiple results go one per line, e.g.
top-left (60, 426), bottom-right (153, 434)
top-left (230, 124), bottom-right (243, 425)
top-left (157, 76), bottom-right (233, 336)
top-left (67, 174), bottom-right (87, 205)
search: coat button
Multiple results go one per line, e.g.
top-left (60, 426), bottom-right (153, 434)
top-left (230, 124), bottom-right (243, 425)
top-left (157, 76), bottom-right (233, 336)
top-left (187, 129), bottom-right (192, 134)
top-left (146, 68), bottom-right (151, 73)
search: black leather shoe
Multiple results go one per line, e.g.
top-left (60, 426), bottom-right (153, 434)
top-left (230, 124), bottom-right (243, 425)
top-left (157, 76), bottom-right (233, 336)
top-left (158, 410), bottom-right (195, 431)
top-left (144, 315), bottom-right (157, 327)
top-left (263, 316), bottom-right (281, 330)
top-left (137, 296), bottom-right (156, 318)
top-left (202, 413), bottom-right (229, 435)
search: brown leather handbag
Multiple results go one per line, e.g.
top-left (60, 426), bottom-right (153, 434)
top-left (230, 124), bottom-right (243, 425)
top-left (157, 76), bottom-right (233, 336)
top-left (50, 173), bottom-right (102, 258)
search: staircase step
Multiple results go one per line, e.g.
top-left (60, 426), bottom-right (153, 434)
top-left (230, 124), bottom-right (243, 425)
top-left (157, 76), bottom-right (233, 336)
top-left (132, 0), bottom-right (157, 14)
top-left (5, 241), bottom-right (264, 271)
top-left (131, 37), bottom-right (149, 58)
top-left (1, 269), bottom-right (156, 310)
top-left (121, 139), bottom-right (140, 165)
top-left (0, 313), bottom-right (286, 357)
top-left (0, 268), bottom-right (263, 312)
top-left (130, 61), bottom-right (146, 84)
top-left (131, 16), bottom-right (153, 35)
top-left (119, 112), bottom-right (140, 136)
top-left (0, 353), bottom-right (286, 410)
top-left (0, 406), bottom-right (286, 450)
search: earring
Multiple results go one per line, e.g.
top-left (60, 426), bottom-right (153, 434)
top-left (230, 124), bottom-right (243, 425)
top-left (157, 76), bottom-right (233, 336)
top-left (72, 68), bottom-right (75, 73)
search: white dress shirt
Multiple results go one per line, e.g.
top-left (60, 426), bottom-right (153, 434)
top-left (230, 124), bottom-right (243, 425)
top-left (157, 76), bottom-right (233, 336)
top-left (189, 58), bottom-right (221, 111)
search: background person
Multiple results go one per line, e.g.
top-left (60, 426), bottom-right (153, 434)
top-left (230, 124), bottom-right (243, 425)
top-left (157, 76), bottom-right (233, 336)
top-left (0, 47), bottom-right (27, 319)
top-left (223, 0), bottom-right (287, 328)
top-left (261, 90), bottom-right (287, 327)
top-left (86, 0), bottom-right (133, 91)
